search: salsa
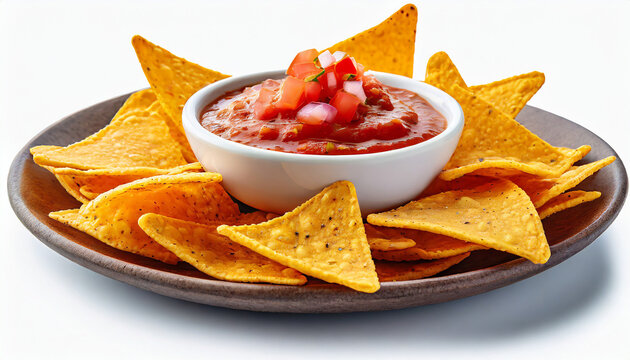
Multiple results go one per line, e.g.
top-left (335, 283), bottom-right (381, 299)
top-left (200, 49), bottom-right (447, 155)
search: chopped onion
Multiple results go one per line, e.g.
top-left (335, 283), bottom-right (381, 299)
top-left (296, 102), bottom-right (338, 125)
top-left (327, 72), bottom-right (337, 89)
top-left (343, 80), bottom-right (366, 102)
top-left (332, 51), bottom-right (346, 62)
top-left (318, 50), bottom-right (335, 68)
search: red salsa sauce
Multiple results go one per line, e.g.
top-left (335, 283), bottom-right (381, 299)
top-left (200, 49), bottom-right (447, 155)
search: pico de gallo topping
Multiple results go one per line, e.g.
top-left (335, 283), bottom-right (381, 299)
top-left (200, 49), bottom-right (447, 155)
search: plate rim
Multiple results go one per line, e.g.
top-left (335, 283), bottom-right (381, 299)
top-left (8, 92), bottom-right (628, 313)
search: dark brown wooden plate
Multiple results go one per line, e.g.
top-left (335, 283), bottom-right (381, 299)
top-left (8, 92), bottom-right (628, 313)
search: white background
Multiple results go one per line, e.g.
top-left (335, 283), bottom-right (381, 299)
top-left (1, 0), bottom-right (629, 359)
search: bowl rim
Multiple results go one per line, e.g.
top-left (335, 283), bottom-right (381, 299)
top-left (182, 69), bottom-right (464, 163)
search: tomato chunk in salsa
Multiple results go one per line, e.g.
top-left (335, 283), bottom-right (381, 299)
top-left (200, 50), bottom-right (446, 155)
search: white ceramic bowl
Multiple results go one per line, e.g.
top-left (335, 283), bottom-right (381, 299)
top-left (183, 70), bottom-right (463, 215)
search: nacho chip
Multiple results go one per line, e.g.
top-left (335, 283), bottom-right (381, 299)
top-left (420, 175), bottom-right (494, 198)
top-left (364, 223), bottom-right (416, 251)
top-left (48, 163), bottom-right (204, 203)
top-left (375, 253), bottom-right (470, 282)
top-left (538, 191), bottom-right (601, 220)
top-left (217, 181), bottom-right (380, 293)
top-left (509, 156), bottom-right (615, 208)
top-left (138, 214), bottom-right (307, 285)
top-left (326, 4), bottom-right (417, 77)
top-left (49, 172), bottom-right (238, 264)
top-left (150, 100), bottom-right (197, 162)
top-left (437, 85), bottom-right (586, 181)
top-left (372, 229), bottom-right (486, 261)
top-left (367, 179), bottom-right (550, 264)
top-left (469, 71), bottom-right (545, 118)
top-left (111, 89), bottom-right (158, 123)
top-left (424, 51), bottom-right (467, 89)
top-left (32, 104), bottom-right (187, 170)
top-left (132, 35), bottom-right (230, 142)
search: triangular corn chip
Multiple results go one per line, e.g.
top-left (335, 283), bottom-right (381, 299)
top-left (375, 253), bottom-right (470, 282)
top-left (326, 4), bottom-right (417, 77)
top-left (217, 181), bottom-right (380, 293)
top-left (50, 172), bottom-right (238, 264)
top-left (138, 214), bottom-right (307, 285)
top-left (371, 229), bottom-right (486, 261)
top-left (424, 51), bottom-right (467, 89)
top-left (509, 156), bottom-right (615, 207)
top-left (132, 35), bottom-right (230, 141)
top-left (367, 179), bottom-right (550, 264)
top-left (438, 85), bottom-right (586, 180)
top-left (364, 223), bottom-right (416, 251)
top-left (32, 103), bottom-right (187, 170)
top-left (469, 71), bottom-right (545, 118)
top-left (111, 89), bottom-right (157, 123)
top-left (538, 191), bottom-right (601, 220)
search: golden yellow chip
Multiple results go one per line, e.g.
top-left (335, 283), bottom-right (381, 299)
top-left (375, 253), bottom-right (470, 282)
top-left (438, 85), bottom-right (586, 181)
top-left (217, 181), bottom-right (380, 293)
top-left (509, 156), bottom-right (615, 208)
top-left (49, 172), bottom-right (238, 264)
top-left (424, 51), bottom-right (467, 89)
top-left (419, 175), bottom-right (494, 198)
top-left (111, 89), bottom-right (158, 123)
top-left (149, 100), bottom-right (197, 163)
top-left (538, 191), bottom-right (601, 220)
top-left (367, 179), bottom-right (550, 264)
top-left (364, 223), bottom-right (416, 251)
top-left (326, 4), bottom-right (417, 77)
top-left (41, 165), bottom-right (91, 204)
top-left (469, 71), bottom-right (545, 118)
top-left (138, 214), bottom-right (307, 285)
top-left (32, 104), bottom-right (187, 170)
top-left (372, 229), bottom-right (486, 261)
top-left (48, 163), bottom-right (204, 203)
top-left (132, 35), bottom-right (230, 142)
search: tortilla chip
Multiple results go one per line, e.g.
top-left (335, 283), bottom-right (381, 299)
top-left (367, 179), bottom-right (550, 264)
top-left (111, 89), bottom-right (158, 123)
top-left (138, 214), bottom-right (307, 285)
top-left (326, 4), bottom-right (417, 77)
top-left (41, 165), bottom-right (91, 204)
top-left (49, 172), bottom-right (238, 264)
top-left (132, 35), bottom-right (230, 142)
top-left (150, 101), bottom-right (197, 162)
top-left (48, 163), bottom-right (204, 203)
top-left (509, 156), bottom-right (616, 208)
top-left (424, 51), bottom-right (467, 89)
top-left (437, 85), bottom-right (586, 181)
top-left (217, 181), bottom-right (380, 293)
top-left (538, 191), bottom-right (601, 220)
top-left (372, 229), bottom-right (486, 261)
top-left (32, 104), bottom-right (187, 170)
top-left (375, 253), bottom-right (470, 282)
top-left (364, 223), bottom-right (416, 251)
top-left (469, 71), bottom-right (545, 118)
top-left (420, 175), bottom-right (494, 198)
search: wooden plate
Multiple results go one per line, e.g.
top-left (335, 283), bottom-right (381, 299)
top-left (8, 92), bottom-right (628, 313)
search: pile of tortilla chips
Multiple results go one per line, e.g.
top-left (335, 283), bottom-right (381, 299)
top-left (31, 4), bottom-right (615, 294)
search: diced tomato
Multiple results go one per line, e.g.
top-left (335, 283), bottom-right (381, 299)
top-left (376, 119), bottom-right (410, 140)
top-left (290, 62), bottom-right (321, 80)
top-left (329, 90), bottom-right (362, 123)
top-left (253, 88), bottom-right (278, 120)
top-left (287, 49), bottom-right (319, 77)
top-left (275, 76), bottom-right (306, 111)
top-left (304, 82), bottom-right (322, 104)
top-left (334, 56), bottom-right (358, 78)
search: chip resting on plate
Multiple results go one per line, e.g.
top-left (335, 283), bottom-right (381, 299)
top-left (437, 85), bottom-right (587, 181)
top-left (364, 223), bottom-right (416, 251)
top-left (132, 35), bottom-right (230, 143)
top-left (49, 172), bottom-right (238, 264)
top-left (31, 102), bottom-right (187, 170)
top-left (469, 71), bottom-right (545, 118)
top-left (217, 181), bottom-right (380, 293)
top-left (138, 214), bottom-right (307, 285)
top-left (325, 4), bottom-right (417, 77)
top-left (371, 229), bottom-right (486, 261)
top-left (538, 190), bottom-right (601, 219)
top-left (375, 253), bottom-right (470, 282)
top-left (367, 179), bottom-right (550, 264)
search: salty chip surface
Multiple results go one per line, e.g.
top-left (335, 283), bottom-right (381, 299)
top-left (367, 179), bottom-right (550, 264)
top-left (217, 181), bottom-right (380, 293)
top-left (375, 253), bottom-right (470, 282)
top-left (326, 4), bottom-right (417, 77)
top-left (138, 214), bottom-right (307, 285)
